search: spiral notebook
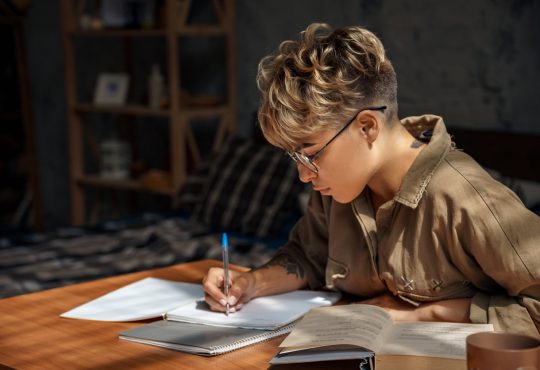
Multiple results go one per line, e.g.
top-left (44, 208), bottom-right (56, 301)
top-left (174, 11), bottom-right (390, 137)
top-left (119, 319), bottom-right (296, 356)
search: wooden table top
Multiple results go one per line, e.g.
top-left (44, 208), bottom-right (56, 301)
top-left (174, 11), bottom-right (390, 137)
top-left (0, 259), bottom-right (465, 370)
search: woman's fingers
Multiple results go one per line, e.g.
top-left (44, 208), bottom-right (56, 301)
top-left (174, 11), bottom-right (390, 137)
top-left (202, 268), bottom-right (256, 313)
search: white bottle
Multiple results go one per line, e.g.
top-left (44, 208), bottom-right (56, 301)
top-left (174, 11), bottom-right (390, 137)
top-left (148, 64), bottom-right (164, 108)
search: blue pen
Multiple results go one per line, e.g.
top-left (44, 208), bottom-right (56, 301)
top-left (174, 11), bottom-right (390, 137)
top-left (221, 233), bottom-right (230, 316)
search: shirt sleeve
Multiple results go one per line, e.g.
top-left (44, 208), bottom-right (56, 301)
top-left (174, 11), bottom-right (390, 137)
top-left (273, 191), bottom-right (330, 290)
top-left (456, 178), bottom-right (540, 338)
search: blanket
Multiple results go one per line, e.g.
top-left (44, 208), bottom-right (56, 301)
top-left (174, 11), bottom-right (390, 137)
top-left (0, 216), bottom-right (278, 299)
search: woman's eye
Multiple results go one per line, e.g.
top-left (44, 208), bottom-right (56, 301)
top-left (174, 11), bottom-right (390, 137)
top-left (299, 143), bottom-right (320, 157)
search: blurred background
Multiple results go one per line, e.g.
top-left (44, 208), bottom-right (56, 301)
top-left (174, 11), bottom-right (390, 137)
top-left (1, 0), bottom-right (539, 233)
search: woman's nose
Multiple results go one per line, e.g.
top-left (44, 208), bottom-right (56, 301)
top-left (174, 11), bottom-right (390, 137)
top-left (297, 163), bottom-right (317, 183)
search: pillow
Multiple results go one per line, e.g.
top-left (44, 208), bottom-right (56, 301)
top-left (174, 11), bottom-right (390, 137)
top-left (192, 136), bottom-right (303, 238)
top-left (175, 160), bottom-right (212, 215)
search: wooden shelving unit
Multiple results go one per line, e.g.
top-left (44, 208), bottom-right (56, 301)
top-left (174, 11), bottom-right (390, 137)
top-left (60, 0), bottom-right (236, 225)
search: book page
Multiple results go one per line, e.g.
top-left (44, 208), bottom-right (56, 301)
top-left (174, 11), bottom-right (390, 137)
top-left (166, 290), bottom-right (341, 330)
top-left (278, 304), bottom-right (394, 352)
top-left (381, 322), bottom-right (494, 359)
top-left (60, 277), bottom-right (203, 321)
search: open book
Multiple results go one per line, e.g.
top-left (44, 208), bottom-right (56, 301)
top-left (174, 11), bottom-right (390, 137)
top-left (61, 277), bottom-right (340, 330)
top-left (271, 304), bottom-right (493, 365)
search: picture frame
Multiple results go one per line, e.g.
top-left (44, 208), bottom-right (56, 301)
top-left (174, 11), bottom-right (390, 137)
top-left (93, 73), bottom-right (130, 106)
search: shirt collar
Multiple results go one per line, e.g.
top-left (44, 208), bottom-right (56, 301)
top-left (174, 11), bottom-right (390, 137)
top-left (393, 115), bottom-right (452, 208)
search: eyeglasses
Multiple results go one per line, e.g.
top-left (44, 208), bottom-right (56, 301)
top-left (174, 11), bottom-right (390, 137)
top-left (288, 106), bottom-right (387, 173)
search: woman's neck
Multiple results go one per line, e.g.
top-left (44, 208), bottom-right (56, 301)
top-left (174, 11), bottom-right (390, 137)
top-left (368, 123), bottom-right (425, 210)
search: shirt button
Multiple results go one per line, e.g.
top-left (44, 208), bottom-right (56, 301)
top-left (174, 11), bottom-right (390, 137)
top-left (431, 279), bottom-right (443, 292)
top-left (401, 276), bottom-right (415, 291)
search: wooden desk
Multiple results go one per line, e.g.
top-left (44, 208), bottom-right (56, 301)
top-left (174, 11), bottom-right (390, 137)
top-left (0, 259), bottom-right (465, 370)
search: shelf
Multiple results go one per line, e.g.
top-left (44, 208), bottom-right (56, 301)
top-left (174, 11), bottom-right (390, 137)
top-left (74, 103), bottom-right (229, 118)
top-left (178, 25), bottom-right (227, 36)
top-left (70, 29), bottom-right (167, 37)
top-left (61, 0), bottom-right (236, 225)
top-left (76, 175), bottom-right (174, 196)
top-left (74, 103), bottom-right (170, 117)
top-left (69, 25), bottom-right (227, 38)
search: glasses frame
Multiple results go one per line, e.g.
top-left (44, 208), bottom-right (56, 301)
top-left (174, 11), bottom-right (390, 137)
top-left (288, 105), bottom-right (387, 173)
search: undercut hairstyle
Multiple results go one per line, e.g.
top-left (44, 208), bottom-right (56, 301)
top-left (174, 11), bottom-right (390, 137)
top-left (256, 23), bottom-right (398, 151)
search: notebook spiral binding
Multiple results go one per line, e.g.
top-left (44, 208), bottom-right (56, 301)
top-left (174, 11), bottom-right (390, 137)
top-left (210, 322), bottom-right (297, 355)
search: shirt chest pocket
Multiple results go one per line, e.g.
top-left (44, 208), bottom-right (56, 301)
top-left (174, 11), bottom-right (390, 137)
top-left (381, 237), bottom-right (478, 302)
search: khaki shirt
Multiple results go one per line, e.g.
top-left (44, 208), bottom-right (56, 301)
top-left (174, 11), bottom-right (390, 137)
top-left (278, 115), bottom-right (540, 338)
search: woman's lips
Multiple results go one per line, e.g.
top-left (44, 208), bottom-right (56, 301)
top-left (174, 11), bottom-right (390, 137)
top-left (313, 187), bottom-right (330, 195)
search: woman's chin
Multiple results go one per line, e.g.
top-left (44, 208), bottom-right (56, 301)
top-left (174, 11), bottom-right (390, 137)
top-left (331, 189), bottom-right (365, 204)
top-left (330, 194), bottom-right (352, 204)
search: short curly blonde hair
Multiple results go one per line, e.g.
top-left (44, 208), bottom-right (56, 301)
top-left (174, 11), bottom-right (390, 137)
top-left (257, 23), bottom-right (397, 151)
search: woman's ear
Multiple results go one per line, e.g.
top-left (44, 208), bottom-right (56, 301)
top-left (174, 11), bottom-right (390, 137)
top-left (353, 111), bottom-right (381, 144)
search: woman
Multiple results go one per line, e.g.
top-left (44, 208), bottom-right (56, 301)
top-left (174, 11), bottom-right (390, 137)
top-left (203, 23), bottom-right (540, 338)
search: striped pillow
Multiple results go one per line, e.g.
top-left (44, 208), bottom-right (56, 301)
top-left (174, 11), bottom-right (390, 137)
top-left (192, 137), bottom-right (303, 238)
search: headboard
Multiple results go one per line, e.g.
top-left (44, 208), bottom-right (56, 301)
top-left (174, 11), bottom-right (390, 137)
top-left (447, 127), bottom-right (540, 183)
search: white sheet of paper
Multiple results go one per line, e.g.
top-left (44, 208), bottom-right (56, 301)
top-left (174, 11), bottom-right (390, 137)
top-left (380, 322), bottom-right (494, 359)
top-left (60, 277), bottom-right (203, 321)
top-left (166, 290), bottom-right (342, 330)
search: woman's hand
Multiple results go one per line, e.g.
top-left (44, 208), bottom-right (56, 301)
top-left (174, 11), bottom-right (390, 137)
top-left (202, 255), bottom-right (309, 313)
top-left (358, 293), bottom-right (471, 323)
top-left (202, 267), bottom-right (257, 313)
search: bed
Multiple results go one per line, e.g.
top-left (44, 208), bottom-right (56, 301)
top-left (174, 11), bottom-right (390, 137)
top-left (1, 127), bottom-right (538, 299)
top-left (0, 135), bottom-right (305, 298)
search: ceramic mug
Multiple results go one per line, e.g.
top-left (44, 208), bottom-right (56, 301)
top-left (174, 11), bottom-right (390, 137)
top-left (467, 332), bottom-right (540, 370)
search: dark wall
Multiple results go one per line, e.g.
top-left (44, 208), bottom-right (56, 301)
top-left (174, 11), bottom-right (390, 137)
top-left (23, 0), bottom-right (540, 230)
top-left (24, 0), bottom-right (70, 229)
top-left (235, 0), bottom-right (540, 134)
top-left (377, 0), bottom-right (540, 132)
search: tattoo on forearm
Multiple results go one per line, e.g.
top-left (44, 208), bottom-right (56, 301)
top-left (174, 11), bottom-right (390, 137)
top-left (257, 254), bottom-right (305, 280)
